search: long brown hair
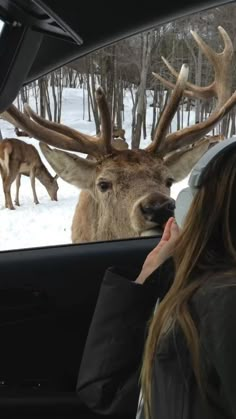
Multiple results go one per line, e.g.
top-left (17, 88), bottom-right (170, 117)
top-left (141, 148), bottom-right (236, 419)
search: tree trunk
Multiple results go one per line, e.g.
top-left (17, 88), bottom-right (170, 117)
top-left (116, 79), bottom-right (123, 129)
top-left (132, 31), bottom-right (153, 149)
top-left (57, 68), bottom-right (63, 123)
top-left (151, 86), bottom-right (158, 140)
top-left (143, 97), bottom-right (147, 139)
top-left (38, 77), bottom-right (46, 118)
top-left (44, 77), bottom-right (52, 121)
top-left (195, 48), bottom-right (202, 123)
top-left (33, 81), bottom-right (39, 114)
top-left (51, 72), bottom-right (58, 122)
top-left (90, 57), bottom-right (100, 134)
top-left (230, 109), bottom-right (236, 136)
top-left (86, 73), bottom-right (92, 122)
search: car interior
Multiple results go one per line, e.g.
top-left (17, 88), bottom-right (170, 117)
top-left (0, 0), bottom-right (234, 418)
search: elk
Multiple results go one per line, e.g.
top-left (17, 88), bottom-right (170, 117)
top-left (2, 26), bottom-right (236, 241)
top-left (0, 138), bottom-right (59, 209)
top-left (112, 126), bottom-right (126, 141)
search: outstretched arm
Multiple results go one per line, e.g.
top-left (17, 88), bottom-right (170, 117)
top-left (76, 261), bottom-right (175, 416)
top-left (76, 218), bottom-right (179, 416)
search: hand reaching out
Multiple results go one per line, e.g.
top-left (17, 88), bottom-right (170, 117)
top-left (135, 217), bottom-right (180, 284)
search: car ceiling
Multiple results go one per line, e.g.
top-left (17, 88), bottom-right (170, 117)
top-left (0, 0), bottom-right (233, 112)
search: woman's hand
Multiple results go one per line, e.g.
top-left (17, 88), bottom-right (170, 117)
top-left (135, 217), bottom-right (180, 284)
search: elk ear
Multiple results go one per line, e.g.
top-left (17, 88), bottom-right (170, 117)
top-left (39, 143), bottom-right (97, 189)
top-left (164, 139), bottom-right (210, 182)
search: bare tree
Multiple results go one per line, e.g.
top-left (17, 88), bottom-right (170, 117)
top-left (132, 31), bottom-right (154, 148)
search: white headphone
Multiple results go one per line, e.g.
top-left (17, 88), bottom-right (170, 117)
top-left (174, 137), bottom-right (236, 228)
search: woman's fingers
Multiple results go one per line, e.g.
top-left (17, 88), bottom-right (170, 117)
top-left (169, 219), bottom-right (180, 241)
top-left (146, 218), bottom-right (179, 259)
top-left (161, 217), bottom-right (174, 241)
top-left (135, 218), bottom-right (180, 283)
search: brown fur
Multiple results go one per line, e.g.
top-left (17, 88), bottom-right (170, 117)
top-left (57, 145), bottom-right (209, 243)
top-left (0, 138), bottom-right (58, 209)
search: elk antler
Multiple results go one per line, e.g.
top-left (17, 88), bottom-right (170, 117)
top-left (2, 27), bottom-right (235, 160)
top-left (148, 26), bottom-right (235, 155)
top-left (146, 63), bottom-right (189, 152)
top-left (153, 26), bottom-right (233, 107)
top-left (95, 87), bottom-right (113, 154)
top-left (3, 86), bottom-right (115, 159)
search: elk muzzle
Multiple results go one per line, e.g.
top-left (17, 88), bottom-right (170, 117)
top-left (132, 192), bottom-right (175, 237)
top-left (140, 198), bottom-right (175, 224)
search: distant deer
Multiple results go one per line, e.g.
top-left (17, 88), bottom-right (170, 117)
top-left (2, 27), bottom-right (236, 241)
top-left (112, 126), bottom-right (126, 141)
top-left (0, 138), bottom-right (58, 209)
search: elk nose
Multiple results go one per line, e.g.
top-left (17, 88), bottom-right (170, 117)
top-left (141, 198), bottom-right (176, 224)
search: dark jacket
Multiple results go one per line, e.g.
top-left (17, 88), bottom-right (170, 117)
top-left (76, 259), bottom-right (236, 419)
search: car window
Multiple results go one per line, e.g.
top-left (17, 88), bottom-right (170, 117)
top-left (0, 2), bottom-right (235, 251)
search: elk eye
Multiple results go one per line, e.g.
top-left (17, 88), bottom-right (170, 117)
top-left (98, 181), bottom-right (112, 192)
top-left (166, 178), bottom-right (174, 188)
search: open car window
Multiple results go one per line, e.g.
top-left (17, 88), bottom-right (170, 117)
top-left (0, 1), bottom-right (235, 251)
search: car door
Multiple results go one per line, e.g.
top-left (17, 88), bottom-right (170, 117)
top-left (0, 236), bottom-right (160, 419)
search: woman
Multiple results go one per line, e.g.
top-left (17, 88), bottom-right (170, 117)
top-left (77, 141), bottom-right (236, 419)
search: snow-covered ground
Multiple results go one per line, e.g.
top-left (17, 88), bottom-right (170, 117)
top-left (0, 87), bottom-right (190, 251)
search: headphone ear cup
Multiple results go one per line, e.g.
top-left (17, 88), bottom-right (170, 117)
top-left (174, 187), bottom-right (195, 228)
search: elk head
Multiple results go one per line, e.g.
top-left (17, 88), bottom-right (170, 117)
top-left (46, 174), bottom-right (59, 201)
top-left (2, 26), bottom-right (236, 242)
